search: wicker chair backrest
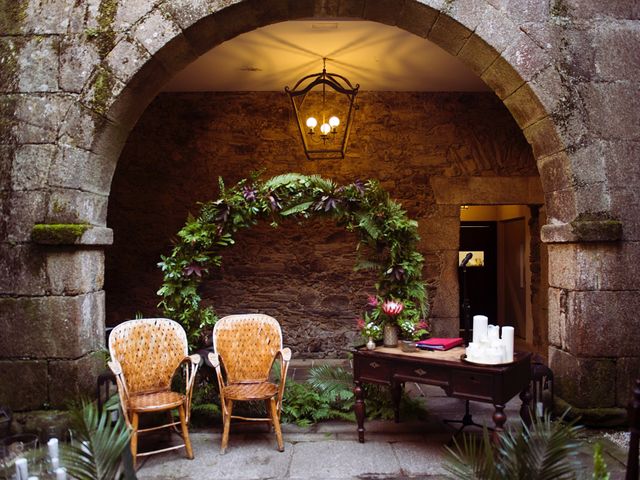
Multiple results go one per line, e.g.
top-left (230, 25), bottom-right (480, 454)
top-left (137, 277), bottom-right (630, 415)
top-left (213, 314), bottom-right (283, 383)
top-left (109, 318), bottom-right (188, 394)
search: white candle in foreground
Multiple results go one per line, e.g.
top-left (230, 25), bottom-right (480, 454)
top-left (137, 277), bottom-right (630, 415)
top-left (55, 467), bottom-right (67, 480)
top-left (15, 457), bottom-right (28, 480)
top-left (27, 477), bottom-right (39, 480)
top-left (502, 326), bottom-right (515, 362)
top-left (48, 438), bottom-right (59, 459)
top-left (472, 315), bottom-right (488, 343)
top-left (51, 457), bottom-right (59, 470)
top-left (488, 324), bottom-right (500, 341)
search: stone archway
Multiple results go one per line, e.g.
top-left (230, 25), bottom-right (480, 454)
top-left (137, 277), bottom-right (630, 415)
top-left (2, 0), bottom-right (635, 419)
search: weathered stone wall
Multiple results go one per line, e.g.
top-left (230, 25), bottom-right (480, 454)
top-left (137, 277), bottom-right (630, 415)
top-left (106, 91), bottom-right (539, 358)
top-left (0, 0), bottom-right (638, 415)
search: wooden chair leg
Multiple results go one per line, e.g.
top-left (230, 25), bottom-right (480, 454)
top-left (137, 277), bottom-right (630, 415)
top-left (131, 412), bottom-right (139, 468)
top-left (178, 404), bottom-right (194, 460)
top-left (269, 397), bottom-right (284, 452)
top-left (221, 399), bottom-right (233, 454)
top-left (265, 399), bottom-right (273, 431)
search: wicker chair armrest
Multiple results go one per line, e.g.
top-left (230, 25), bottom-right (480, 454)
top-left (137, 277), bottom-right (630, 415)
top-left (184, 353), bottom-right (201, 365)
top-left (280, 347), bottom-right (292, 362)
top-left (207, 352), bottom-right (220, 370)
top-left (108, 359), bottom-right (122, 375)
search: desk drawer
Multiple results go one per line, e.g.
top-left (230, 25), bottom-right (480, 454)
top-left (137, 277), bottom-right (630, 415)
top-left (355, 357), bottom-right (390, 383)
top-left (393, 363), bottom-right (449, 385)
top-left (450, 370), bottom-right (494, 401)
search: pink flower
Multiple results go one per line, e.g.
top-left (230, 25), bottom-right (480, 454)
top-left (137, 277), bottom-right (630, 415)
top-left (356, 317), bottom-right (365, 330)
top-left (382, 300), bottom-right (404, 316)
top-left (367, 295), bottom-right (379, 307)
top-left (416, 320), bottom-right (429, 331)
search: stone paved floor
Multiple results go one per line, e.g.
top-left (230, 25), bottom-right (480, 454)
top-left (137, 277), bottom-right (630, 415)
top-left (134, 384), bottom-right (631, 479)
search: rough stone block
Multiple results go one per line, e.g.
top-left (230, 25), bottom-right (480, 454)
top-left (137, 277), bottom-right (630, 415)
top-left (0, 243), bottom-right (47, 295)
top-left (549, 347), bottom-right (616, 408)
top-left (472, 4), bottom-right (523, 54)
top-left (17, 36), bottom-right (59, 93)
top-left (581, 81), bottom-right (640, 142)
top-left (548, 243), bottom-right (640, 290)
top-left (486, 0), bottom-right (550, 24)
top-left (132, 8), bottom-right (182, 57)
top-left (428, 250), bottom-right (459, 318)
top-left (337, 0), bottom-right (365, 17)
top-left (59, 36), bottom-right (101, 93)
top-left (48, 145), bottom-right (113, 195)
top-left (543, 188), bottom-right (577, 225)
top-left (0, 145), bottom-right (12, 188)
top-left (561, 0), bottom-right (640, 19)
top-left (161, 0), bottom-right (214, 30)
top-left (22, 0), bottom-right (73, 34)
top-left (457, 33), bottom-right (499, 76)
top-left (113, 0), bottom-right (158, 31)
top-left (363, 0), bottom-right (402, 26)
top-left (419, 215), bottom-right (459, 251)
top-left (601, 140), bottom-right (640, 188)
top-left (431, 177), bottom-right (544, 205)
top-left (610, 188), bottom-right (640, 242)
top-left (503, 82), bottom-right (548, 130)
top-left (46, 250), bottom-right (105, 295)
top-left (105, 38), bottom-right (152, 85)
top-left (538, 150), bottom-right (572, 193)
top-left (59, 102), bottom-right (109, 151)
top-left (49, 353), bottom-right (105, 409)
top-left (0, 292), bottom-right (105, 359)
top-left (523, 116), bottom-right (565, 159)
top-left (396, 1), bottom-right (438, 38)
top-left (557, 290), bottom-right (640, 357)
top-left (80, 66), bottom-right (126, 118)
top-left (481, 55), bottom-right (524, 100)
top-left (0, 360), bottom-right (47, 411)
top-left (617, 357), bottom-right (640, 408)
top-left (430, 317), bottom-right (458, 338)
top-left (0, 37), bottom-right (21, 92)
top-left (428, 13), bottom-right (472, 56)
top-left (2, 190), bottom-right (47, 243)
top-left (45, 188), bottom-right (109, 226)
top-left (11, 144), bottom-right (56, 190)
top-left (546, 287), bottom-right (563, 347)
top-left (11, 94), bottom-right (75, 144)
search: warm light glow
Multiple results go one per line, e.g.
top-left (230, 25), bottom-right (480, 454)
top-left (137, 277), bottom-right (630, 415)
top-left (329, 116), bottom-right (340, 128)
top-left (320, 123), bottom-right (331, 135)
top-left (306, 117), bottom-right (318, 129)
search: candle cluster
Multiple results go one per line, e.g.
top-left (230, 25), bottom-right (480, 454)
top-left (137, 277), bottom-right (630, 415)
top-left (465, 315), bottom-right (514, 364)
top-left (14, 438), bottom-right (66, 480)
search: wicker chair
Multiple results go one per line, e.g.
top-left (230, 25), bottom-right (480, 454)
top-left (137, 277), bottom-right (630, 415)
top-left (207, 314), bottom-right (292, 454)
top-left (108, 318), bottom-right (200, 467)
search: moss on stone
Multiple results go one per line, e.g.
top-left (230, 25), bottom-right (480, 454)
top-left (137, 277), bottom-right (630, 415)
top-left (554, 396), bottom-right (627, 427)
top-left (89, 0), bottom-right (118, 59)
top-left (0, 0), bottom-right (27, 34)
top-left (570, 213), bottom-right (623, 242)
top-left (90, 66), bottom-right (115, 115)
top-left (31, 223), bottom-right (90, 245)
top-left (0, 37), bottom-right (22, 94)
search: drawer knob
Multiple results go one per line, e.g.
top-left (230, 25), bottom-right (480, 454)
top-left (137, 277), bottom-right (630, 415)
top-left (369, 362), bottom-right (380, 369)
top-left (414, 368), bottom-right (427, 376)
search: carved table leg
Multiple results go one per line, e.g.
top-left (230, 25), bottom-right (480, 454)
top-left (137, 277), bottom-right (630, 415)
top-left (519, 383), bottom-right (532, 427)
top-left (491, 404), bottom-right (506, 444)
top-left (354, 381), bottom-right (365, 443)
top-left (391, 381), bottom-right (402, 423)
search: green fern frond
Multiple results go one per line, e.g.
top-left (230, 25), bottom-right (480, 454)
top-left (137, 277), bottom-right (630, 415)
top-left (307, 364), bottom-right (354, 402)
top-left (264, 173), bottom-right (307, 190)
top-left (280, 201), bottom-right (314, 216)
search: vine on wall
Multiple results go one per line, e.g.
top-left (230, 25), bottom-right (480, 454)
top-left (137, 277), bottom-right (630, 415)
top-left (158, 173), bottom-right (429, 346)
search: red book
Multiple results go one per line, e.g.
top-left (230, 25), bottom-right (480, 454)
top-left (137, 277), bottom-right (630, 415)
top-left (416, 337), bottom-right (464, 351)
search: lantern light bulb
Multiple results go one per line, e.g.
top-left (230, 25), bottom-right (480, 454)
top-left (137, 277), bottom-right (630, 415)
top-left (306, 117), bottom-right (317, 129)
top-left (320, 123), bottom-right (331, 135)
top-left (329, 116), bottom-right (340, 128)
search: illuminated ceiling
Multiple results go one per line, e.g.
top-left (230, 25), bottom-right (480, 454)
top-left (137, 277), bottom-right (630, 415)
top-left (163, 20), bottom-right (489, 92)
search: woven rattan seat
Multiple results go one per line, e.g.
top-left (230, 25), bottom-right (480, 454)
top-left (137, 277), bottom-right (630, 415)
top-left (108, 318), bottom-right (200, 467)
top-left (208, 314), bottom-right (292, 454)
top-left (223, 382), bottom-right (279, 401)
top-left (129, 391), bottom-right (185, 411)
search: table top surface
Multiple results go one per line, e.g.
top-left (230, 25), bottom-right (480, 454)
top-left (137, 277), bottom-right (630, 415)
top-left (355, 346), bottom-right (531, 370)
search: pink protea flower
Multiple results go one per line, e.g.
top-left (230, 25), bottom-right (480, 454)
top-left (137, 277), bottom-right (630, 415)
top-left (367, 295), bottom-right (379, 307)
top-left (382, 299), bottom-right (404, 316)
top-left (416, 320), bottom-right (429, 331)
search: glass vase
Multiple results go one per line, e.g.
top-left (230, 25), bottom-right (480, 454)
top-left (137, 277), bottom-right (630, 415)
top-left (366, 337), bottom-right (376, 350)
top-left (383, 324), bottom-right (399, 347)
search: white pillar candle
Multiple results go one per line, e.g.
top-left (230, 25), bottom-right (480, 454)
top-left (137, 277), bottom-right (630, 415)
top-left (48, 438), bottom-right (59, 459)
top-left (472, 315), bottom-right (488, 343)
top-left (501, 326), bottom-right (515, 362)
top-left (55, 467), bottom-right (67, 480)
top-left (51, 457), bottom-right (59, 470)
top-left (27, 477), bottom-right (39, 480)
top-left (15, 457), bottom-right (28, 480)
top-left (488, 324), bottom-right (500, 342)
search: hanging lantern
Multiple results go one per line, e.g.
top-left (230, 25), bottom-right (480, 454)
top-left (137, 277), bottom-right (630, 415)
top-left (285, 58), bottom-right (359, 160)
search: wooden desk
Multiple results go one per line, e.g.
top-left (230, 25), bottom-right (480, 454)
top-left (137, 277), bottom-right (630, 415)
top-left (353, 346), bottom-right (532, 442)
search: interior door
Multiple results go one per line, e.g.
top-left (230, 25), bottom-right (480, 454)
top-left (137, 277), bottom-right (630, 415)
top-left (459, 222), bottom-right (497, 329)
top-left (501, 218), bottom-right (526, 338)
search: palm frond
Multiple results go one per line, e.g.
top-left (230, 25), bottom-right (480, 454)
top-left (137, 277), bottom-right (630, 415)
top-left (307, 364), bottom-right (354, 402)
top-left (307, 174), bottom-right (336, 192)
top-left (61, 401), bottom-right (132, 480)
top-left (280, 201), bottom-right (314, 216)
top-left (264, 173), bottom-right (306, 190)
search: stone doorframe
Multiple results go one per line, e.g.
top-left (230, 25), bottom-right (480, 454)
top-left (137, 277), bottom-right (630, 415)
top-left (1, 0), bottom-right (634, 416)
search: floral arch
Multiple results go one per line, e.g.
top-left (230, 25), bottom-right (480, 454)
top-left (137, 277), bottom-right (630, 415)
top-left (158, 173), bottom-right (429, 346)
